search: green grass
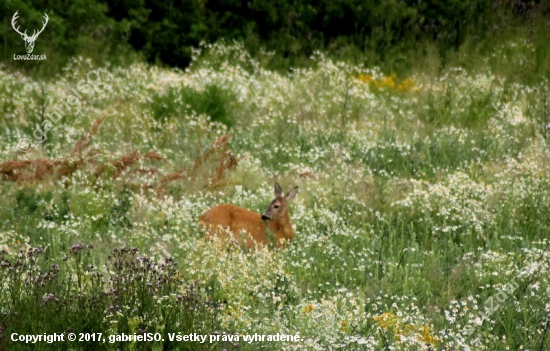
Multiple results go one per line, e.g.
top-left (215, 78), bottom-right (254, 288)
top-left (1, 43), bottom-right (550, 350)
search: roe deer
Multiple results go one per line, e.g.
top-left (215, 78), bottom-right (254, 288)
top-left (200, 183), bottom-right (299, 248)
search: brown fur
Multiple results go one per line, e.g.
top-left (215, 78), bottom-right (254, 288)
top-left (200, 183), bottom-right (298, 249)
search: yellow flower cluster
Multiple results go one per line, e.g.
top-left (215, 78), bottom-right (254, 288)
top-left (420, 324), bottom-right (438, 345)
top-left (340, 320), bottom-right (348, 333)
top-left (356, 73), bottom-right (417, 92)
top-left (372, 312), bottom-right (400, 331)
top-left (373, 312), bottom-right (439, 346)
top-left (301, 303), bottom-right (315, 314)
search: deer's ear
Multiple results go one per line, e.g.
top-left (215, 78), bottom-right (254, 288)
top-left (285, 186), bottom-right (298, 201)
top-left (274, 183), bottom-right (283, 197)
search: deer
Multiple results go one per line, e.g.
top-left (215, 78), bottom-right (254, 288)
top-left (200, 183), bottom-right (299, 249)
top-left (11, 11), bottom-right (49, 54)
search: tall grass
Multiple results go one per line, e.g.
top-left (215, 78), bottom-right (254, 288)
top-left (0, 43), bottom-right (549, 349)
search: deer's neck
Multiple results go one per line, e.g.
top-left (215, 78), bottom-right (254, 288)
top-left (269, 212), bottom-right (294, 241)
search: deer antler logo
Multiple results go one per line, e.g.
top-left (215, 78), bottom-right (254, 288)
top-left (11, 11), bottom-right (49, 54)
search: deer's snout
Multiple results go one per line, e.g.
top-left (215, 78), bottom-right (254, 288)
top-left (261, 214), bottom-right (270, 221)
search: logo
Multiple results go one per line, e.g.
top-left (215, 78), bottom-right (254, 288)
top-left (11, 11), bottom-right (48, 60)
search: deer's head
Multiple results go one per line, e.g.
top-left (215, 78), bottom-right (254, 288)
top-left (261, 183), bottom-right (299, 221)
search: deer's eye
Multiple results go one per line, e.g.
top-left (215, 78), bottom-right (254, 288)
top-left (274, 205), bottom-right (279, 209)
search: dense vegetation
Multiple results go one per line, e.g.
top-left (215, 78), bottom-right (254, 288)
top-left (1, 43), bottom-right (550, 349)
top-left (1, 0), bottom-right (550, 77)
top-left (1, 1), bottom-right (550, 350)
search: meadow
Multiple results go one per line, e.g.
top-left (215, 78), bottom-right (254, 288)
top-left (1, 42), bottom-right (550, 350)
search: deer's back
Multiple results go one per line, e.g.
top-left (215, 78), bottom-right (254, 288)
top-left (200, 204), bottom-right (267, 246)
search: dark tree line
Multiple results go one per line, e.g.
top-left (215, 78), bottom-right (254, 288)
top-left (0, 0), bottom-right (548, 73)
